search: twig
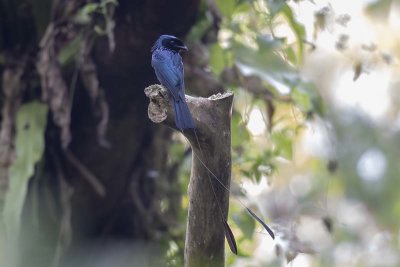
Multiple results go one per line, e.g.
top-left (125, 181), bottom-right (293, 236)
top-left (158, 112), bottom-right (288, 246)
top-left (63, 149), bottom-right (106, 197)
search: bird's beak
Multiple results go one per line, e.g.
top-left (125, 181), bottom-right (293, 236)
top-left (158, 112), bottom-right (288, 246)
top-left (178, 45), bottom-right (188, 51)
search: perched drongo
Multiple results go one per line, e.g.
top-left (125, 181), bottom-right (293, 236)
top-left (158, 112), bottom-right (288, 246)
top-left (151, 35), bottom-right (196, 130)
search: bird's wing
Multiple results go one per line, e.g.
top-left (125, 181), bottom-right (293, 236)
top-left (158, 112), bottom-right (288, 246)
top-left (172, 54), bottom-right (186, 99)
top-left (152, 51), bottom-right (182, 101)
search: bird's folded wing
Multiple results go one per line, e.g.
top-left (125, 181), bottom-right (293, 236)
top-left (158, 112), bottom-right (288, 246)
top-left (152, 56), bottom-right (182, 101)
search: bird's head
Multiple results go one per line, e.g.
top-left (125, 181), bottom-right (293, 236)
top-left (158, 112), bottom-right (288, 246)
top-left (151, 35), bottom-right (188, 53)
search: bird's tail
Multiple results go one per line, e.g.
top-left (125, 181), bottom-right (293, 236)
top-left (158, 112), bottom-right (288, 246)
top-left (173, 99), bottom-right (196, 130)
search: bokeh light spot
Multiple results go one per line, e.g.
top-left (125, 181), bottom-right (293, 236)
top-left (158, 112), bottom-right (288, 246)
top-left (357, 148), bottom-right (387, 182)
top-left (247, 107), bottom-right (266, 136)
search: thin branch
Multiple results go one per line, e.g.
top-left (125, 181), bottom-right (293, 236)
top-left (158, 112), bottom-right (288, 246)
top-left (63, 149), bottom-right (106, 197)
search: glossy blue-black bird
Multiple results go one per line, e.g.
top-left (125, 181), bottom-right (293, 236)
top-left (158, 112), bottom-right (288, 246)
top-left (151, 35), bottom-right (196, 130)
top-left (151, 38), bottom-right (274, 255)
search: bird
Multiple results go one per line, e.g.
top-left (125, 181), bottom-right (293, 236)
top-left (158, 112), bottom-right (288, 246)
top-left (151, 35), bottom-right (196, 131)
top-left (151, 36), bottom-right (275, 255)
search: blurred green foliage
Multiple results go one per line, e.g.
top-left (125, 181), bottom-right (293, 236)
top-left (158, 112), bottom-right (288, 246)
top-left (3, 102), bottom-right (48, 261)
top-left (186, 0), bottom-right (400, 266)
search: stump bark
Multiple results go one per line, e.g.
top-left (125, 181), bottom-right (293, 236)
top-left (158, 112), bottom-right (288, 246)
top-left (145, 84), bottom-right (233, 267)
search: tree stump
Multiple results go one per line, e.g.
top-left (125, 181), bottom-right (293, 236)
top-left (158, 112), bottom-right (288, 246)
top-left (145, 84), bottom-right (233, 267)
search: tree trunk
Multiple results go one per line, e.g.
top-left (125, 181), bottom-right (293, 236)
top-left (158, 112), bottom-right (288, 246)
top-left (145, 85), bottom-right (234, 267)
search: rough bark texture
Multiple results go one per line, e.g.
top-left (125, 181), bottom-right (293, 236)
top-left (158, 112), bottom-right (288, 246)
top-left (145, 84), bottom-right (234, 267)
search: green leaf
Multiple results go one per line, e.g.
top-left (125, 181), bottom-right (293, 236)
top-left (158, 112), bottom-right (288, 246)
top-left (58, 35), bottom-right (81, 65)
top-left (209, 43), bottom-right (226, 76)
top-left (366, 0), bottom-right (393, 20)
top-left (3, 102), bottom-right (48, 244)
top-left (272, 130), bottom-right (293, 160)
top-left (75, 0), bottom-right (118, 25)
top-left (296, 81), bottom-right (325, 115)
top-left (233, 38), bottom-right (297, 94)
top-left (82, 3), bottom-right (100, 14)
top-left (235, 2), bottom-right (252, 13)
top-left (74, 3), bottom-right (100, 24)
top-left (187, 18), bottom-right (212, 42)
top-left (291, 86), bottom-right (311, 112)
top-left (216, 0), bottom-right (236, 18)
top-left (100, 0), bottom-right (118, 8)
top-left (237, 36), bottom-right (295, 73)
top-left (94, 25), bottom-right (106, 35)
top-left (266, 0), bottom-right (286, 16)
top-left (284, 46), bottom-right (297, 65)
top-left (281, 4), bottom-right (306, 64)
top-left (232, 112), bottom-right (250, 148)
